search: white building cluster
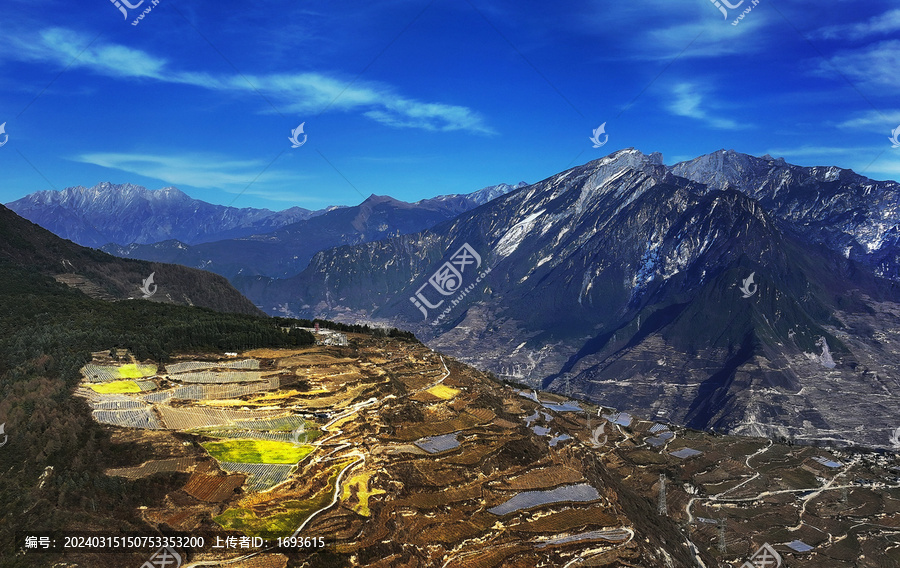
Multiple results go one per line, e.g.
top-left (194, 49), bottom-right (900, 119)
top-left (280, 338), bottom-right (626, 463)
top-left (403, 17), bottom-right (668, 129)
top-left (291, 326), bottom-right (349, 347)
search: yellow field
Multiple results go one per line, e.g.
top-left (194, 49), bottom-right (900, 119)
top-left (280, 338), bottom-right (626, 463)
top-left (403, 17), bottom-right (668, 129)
top-left (195, 399), bottom-right (247, 407)
top-left (255, 389), bottom-right (303, 400)
top-left (201, 439), bottom-right (314, 464)
top-left (117, 363), bottom-right (157, 378)
top-left (89, 380), bottom-right (141, 394)
top-left (427, 384), bottom-right (460, 400)
top-left (341, 471), bottom-right (386, 516)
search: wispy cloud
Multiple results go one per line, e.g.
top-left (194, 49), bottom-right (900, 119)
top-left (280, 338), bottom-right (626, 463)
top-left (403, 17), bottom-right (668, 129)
top-left (817, 40), bottom-right (900, 90)
top-left (643, 17), bottom-right (766, 60)
top-left (838, 109), bottom-right (900, 130)
top-left (763, 144), bottom-right (900, 180)
top-left (665, 83), bottom-right (744, 130)
top-left (7, 27), bottom-right (495, 134)
top-left (72, 152), bottom-right (301, 192)
top-left (814, 8), bottom-right (900, 40)
top-left (764, 145), bottom-right (878, 158)
top-left (572, 0), bottom-right (770, 62)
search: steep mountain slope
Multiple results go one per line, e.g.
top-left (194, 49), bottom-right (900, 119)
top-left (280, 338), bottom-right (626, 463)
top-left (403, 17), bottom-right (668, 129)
top-left (102, 183), bottom-right (527, 280)
top-left (244, 149), bottom-right (900, 447)
top-left (672, 150), bottom-right (900, 280)
top-left (0, 204), bottom-right (263, 316)
top-left (5, 182), bottom-right (326, 247)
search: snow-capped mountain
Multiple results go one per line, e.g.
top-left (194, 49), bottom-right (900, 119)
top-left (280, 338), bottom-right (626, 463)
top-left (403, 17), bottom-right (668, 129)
top-left (672, 150), bottom-right (900, 280)
top-left (245, 149), bottom-right (900, 448)
top-left (5, 182), bottom-right (326, 247)
top-left (418, 182), bottom-right (528, 210)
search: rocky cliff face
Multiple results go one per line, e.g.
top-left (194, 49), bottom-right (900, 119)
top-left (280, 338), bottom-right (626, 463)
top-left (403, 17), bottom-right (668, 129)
top-left (672, 150), bottom-right (900, 280)
top-left (246, 149), bottom-right (900, 447)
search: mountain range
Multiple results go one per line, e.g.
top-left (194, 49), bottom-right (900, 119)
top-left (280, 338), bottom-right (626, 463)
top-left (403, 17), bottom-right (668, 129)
top-left (99, 183), bottom-right (526, 280)
top-left (5, 182), bottom-right (332, 248)
top-left (8, 151), bottom-right (900, 448)
top-left (242, 149), bottom-right (900, 448)
top-left (3, 158), bottom-right (897, 568)
top-left (671, 152), bottom-right (900, 280)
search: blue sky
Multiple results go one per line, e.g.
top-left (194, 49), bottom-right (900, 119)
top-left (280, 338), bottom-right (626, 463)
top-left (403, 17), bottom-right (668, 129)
top-left (1, 0), bottom-right (899, 211)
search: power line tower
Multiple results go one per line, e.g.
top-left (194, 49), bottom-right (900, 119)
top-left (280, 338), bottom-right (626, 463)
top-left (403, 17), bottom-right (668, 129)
top-left (717, 519), bottom-right (727, 554)
top-left (658, 474), bottom-right (667, 515)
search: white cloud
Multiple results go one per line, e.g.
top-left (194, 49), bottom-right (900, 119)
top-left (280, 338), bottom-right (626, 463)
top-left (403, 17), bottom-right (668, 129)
top-left (762, 144), bottom-right (900, 181)
top-left (7, 27), bottom-right (494, 134)
top-left (817, 40), bottom-right (900, 89)
top-left (815, 8), bottom-right (900, 40)
top-left (838, 110), bottom-right (900, 130)
top-left (10, 28), bottom-right (168, 80)
top-left (764, 145), bottom-right (874, 158)
top-left (643, 17), bottom-right (766, 60)
top-left (665, 83), bottom-right (744, 130)
top-left (72, 152), bottom-right (301, 192)
top-left (572, 0), bottom-right (770, 61)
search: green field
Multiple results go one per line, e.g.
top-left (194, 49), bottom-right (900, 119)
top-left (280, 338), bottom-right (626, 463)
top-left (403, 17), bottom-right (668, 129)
top-left (214, 460), bottom-right (351, 538)
top-left (201, 439), bottom-right (314, 464)
top-left (192, 418), bottom-right (321, 444)
top-left (89, 380), bottom-right (141, 394)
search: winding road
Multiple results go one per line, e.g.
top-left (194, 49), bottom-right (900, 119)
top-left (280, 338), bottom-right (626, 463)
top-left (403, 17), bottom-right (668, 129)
top-left (290, 355), bottom-right (450, 538)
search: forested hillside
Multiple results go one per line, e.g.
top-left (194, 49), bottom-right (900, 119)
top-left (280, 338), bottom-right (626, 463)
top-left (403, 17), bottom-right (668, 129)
top-left (0, 262), bottom-right (318, 567)
top-left (0, 204), bottom-right (263, 316)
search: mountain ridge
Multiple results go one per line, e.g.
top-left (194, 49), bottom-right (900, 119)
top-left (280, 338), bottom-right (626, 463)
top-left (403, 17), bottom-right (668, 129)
top-left (5, 182), bottom-right (328, 247)
top-left (243, 148), bottom-right (900, 448)
top-left (0, 203), bottom-right (264, 316)
top-left (98, 182), bottom-right (528, 280)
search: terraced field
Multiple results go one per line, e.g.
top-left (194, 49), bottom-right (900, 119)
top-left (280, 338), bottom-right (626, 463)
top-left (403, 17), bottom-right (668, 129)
top-left (81, 362), bottom-right (157, 382)
top-left (165, 359), bottom-right (260, 373)
top-left (201, 439), bottom-right (314, 464)
top-left (73, 337), bottom-right (899, 567)
top-left (88, 380), bottom-right (141, 394)
top-left (214, 459), bottom-right (355, 538)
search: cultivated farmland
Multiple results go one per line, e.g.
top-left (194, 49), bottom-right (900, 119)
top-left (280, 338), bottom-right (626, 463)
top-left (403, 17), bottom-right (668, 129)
top-left (73, 336), bottom-right (898, 568)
